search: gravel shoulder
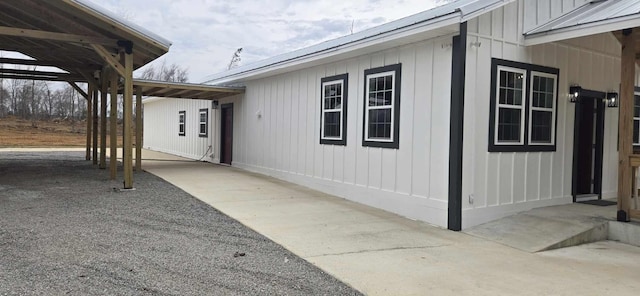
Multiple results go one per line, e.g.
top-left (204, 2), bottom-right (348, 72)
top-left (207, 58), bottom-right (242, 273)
top-left (0, 151), bottom-right (361, 296)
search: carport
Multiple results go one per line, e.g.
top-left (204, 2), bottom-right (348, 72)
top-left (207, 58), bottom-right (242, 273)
top-left (0, 0), bottom-right (243, 188)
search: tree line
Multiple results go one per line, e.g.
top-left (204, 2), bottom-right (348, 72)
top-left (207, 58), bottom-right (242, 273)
top-left (0, 61), bottom-right (188, 123)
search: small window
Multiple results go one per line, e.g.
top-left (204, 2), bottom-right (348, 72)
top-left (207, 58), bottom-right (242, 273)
top-left (489, 59), bottom-right (558, 152)
top-left (178, 111), bottom-right (185, 136)
top-left (363, 64), bottom-right (401, 149)
top-left (199, 108), bottom-right (208, 137)
top-left (320, 74), bottom-right (348, 145)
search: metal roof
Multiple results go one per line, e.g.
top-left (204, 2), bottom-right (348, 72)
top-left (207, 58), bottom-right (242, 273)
top-left (204, 0), bottom-right (514, 85)
top-left (525, 0), bottom-right (640, 45)
top-left (0, 0), bottom-right (171, 79)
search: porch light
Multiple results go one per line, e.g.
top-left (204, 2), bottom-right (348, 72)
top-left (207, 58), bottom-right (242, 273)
top-left (212, 100), bottom-right (219, 109)
top-left (606, 92), bottom-right (619, 108)
top-left (569, 85), bottom-right (581, 103)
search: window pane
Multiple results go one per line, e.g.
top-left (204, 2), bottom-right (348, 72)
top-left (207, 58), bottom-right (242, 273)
top-left (179, 125), bottom-right (184, 133)
top-left (532, 75), bottom-right (554, 108)
top-left (324, 112), bottom-right (340, 138)
top-left (497, 108), bottom-right (521, 142)
top-left (179, 115), bottom-right (184, 123)
top-left (531, 110), bottom-right (552, 143)
top-left (499, 69), bottom-right (523, 106)
top-left (368, 109), bottom-right (392, 139)
top-left (200, 113), bottom-right (206, 122)
top-left (200, 124), bottom-right (206, 134)
top-left (635, 96), bottom-right (640, 117)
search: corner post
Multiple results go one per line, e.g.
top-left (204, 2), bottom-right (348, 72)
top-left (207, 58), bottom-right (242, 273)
top-left (618, 28), bottom-right (635, 222)
top-left (85, 83), bottom-right (92, 161)
top-left (92, 80), bottom-right (99, 165)
top-left (121, 41), bottom-right (134, 189)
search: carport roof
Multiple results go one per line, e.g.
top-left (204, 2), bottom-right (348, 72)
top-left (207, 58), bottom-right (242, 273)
top-left (0, 0), bottom-right (171, 80)
top-left (133, 79), bottom-right (245, 101)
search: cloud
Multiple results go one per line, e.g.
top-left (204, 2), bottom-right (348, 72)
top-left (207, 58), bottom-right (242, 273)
top-left (93, 0), bottom-right (441, 82)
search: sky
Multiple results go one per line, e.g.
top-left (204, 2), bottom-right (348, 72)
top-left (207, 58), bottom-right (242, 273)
top-left (95, 0), bottom-right (446, 83)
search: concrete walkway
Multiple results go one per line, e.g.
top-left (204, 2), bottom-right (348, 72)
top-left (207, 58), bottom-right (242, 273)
top-left (140, 150), bottom-right (640, 296)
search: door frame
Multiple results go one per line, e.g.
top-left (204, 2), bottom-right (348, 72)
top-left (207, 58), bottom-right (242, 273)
top-left (571, 88), bottom-right (606, 201)
top-left (220, 103), bottom-right (233, 165)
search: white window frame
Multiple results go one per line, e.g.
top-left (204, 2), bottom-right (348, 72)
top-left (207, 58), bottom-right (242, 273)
top-left (528, 71), bottom-right (557, 146)
top-left (494, 66), bottom-right (527, 146)
top-left (321, 79), bottom-right (344, 141)
top-left (198, 108), bottom-right (208, 137)
top-left (178, 111), bottom-right (185, 136)
top-left (365, 70), bottom-right (396, 143)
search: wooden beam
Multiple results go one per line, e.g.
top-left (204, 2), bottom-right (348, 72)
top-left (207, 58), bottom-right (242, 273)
top-left (0, 74), bottom-right (84, 82)
top-left (67, 82), bottom-right (89, 100)
top-left (0, 67), bottom-right (73, 77)
top-left (92, 81), bottom-right (99, 165)
top-left (618, 28), bottom-right (636, 222)
top-left (0, 26), bottom-right (118, 46)
top-left (86, 83), bottom-right (93, 161)
top-left (0, 57), bottom-right (99, 70)
top-left (100, 69), bottom-right (108, 169)
top-left (135, 86), bottom-right (143, 172)
top-left (91, 44), bottom-right (126, 77)
top-left (110, 69), bottom-right (118, 180)
top-left (122, 49), bottom-right (134, 188)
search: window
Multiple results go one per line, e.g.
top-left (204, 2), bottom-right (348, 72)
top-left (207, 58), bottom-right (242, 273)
top-left (489, 59), bottom-right (558, 152)
top-left (178, 111), bottom-right (185, 136)
top-left (320, 74), bottom-right (348, 145)
top-left (634, 95), bottom-right (640, 146)
top-left (363, 64), bottom-right (401, 149)
top-left (199, 108), bottom-right (208, 137)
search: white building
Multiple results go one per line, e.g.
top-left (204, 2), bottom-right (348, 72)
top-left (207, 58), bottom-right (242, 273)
top-left (143, 0), bottom-right (640, 230)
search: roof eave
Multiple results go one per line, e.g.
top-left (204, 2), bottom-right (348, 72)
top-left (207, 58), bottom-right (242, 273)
top-left (524, 15), bottom-right (640, 46)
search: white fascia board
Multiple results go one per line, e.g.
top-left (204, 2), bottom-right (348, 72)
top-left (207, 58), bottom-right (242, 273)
top-left (210, 14), bottom-right (462, 85)
top-left (525, 15), bottom-right (640, 46)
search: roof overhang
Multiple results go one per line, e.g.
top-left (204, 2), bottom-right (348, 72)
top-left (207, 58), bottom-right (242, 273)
top-left (134, 79), bottom-right (244, 102)
top-left (524, 0), bottom-right (640, 46)
top-left (0, 0), bottom-right (171, 80)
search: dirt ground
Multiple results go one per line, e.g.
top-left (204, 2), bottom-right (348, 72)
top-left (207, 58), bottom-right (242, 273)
top-left (0, 151), bottom-right (361, 295)
top-left (0, 116), bottom-right (126, 148)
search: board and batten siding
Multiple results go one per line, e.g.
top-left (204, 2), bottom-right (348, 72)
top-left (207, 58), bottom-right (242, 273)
top-left (143, 98), bottom-right (214, 160)
top-left (232, 36), bottom-right (455, 227)
top-left (461, 0), bottom-right (624, 228)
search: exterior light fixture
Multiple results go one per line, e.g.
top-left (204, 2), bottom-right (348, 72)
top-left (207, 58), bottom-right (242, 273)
top-left (212, 100), bottom-right (219, 109)
top-left (606, 92), bottom-right (619, 108)
top-left (569, 85), bottom-right (581, 103)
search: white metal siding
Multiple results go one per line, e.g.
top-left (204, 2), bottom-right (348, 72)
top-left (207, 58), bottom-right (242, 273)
top-left (523, 0), bottom-right (590, 32)
top-left (232, 36), bottom-right (455, 227)
top-left (143, 98), bottom-right (213, 160)
top-left (462, 0), bottom-right (623, 228)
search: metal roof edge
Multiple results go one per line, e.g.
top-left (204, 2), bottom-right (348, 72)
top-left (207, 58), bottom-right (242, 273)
top-left (67, 0), bottom-right (172, 50)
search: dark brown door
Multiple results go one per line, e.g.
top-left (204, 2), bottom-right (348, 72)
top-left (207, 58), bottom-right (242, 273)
top-left (220, 104), bottom-right (233, 165)
top-left (572, 93), bottom-right (605, 199)
top-left (576, 98), bottom-right (595, 195)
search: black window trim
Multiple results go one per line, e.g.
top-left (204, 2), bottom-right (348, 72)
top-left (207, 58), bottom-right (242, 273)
top-left (362, 63), bottom-right (401, 149)
top-left (198, 108), bottom-right (208, 138)
top-left (178, 110), bottom-right (186, 136)
top-left (320, 73), bottom-right (348, 145)
top-left (488, 58), bottom-right (559, 152)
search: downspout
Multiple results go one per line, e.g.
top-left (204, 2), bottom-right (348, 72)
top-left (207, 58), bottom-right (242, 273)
top-left (448, 22), bottom-right (467, 231)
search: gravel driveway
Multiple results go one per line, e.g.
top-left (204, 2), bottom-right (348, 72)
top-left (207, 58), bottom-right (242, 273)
top-left (0, 151), bottom-right (361, 296)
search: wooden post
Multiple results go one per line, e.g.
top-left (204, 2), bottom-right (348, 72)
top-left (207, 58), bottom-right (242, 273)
top-left (135, 86), bottom-right (143, 172)
top-left (110, 69), bottom-right (118, 180)
top-left (92, 81), bottom-right (99, 165)
top-left (618, 28), bottom-right (635, 222)
top-left (85, 83), bottom-right (92, 161)
top-left (122, 46), bottom-right (134, 189)
top-left (100, 71), bottom-right (108, 169)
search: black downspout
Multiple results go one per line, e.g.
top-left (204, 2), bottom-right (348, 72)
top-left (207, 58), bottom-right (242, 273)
top-left (448, 22), bottom-right (467, 231)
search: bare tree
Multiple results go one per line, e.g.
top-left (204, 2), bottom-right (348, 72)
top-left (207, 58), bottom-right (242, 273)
top-left (138, 60), bottom-right (189, 82)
